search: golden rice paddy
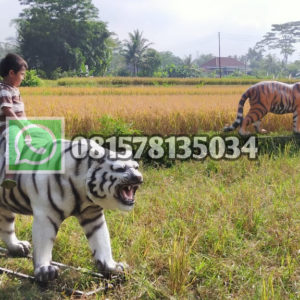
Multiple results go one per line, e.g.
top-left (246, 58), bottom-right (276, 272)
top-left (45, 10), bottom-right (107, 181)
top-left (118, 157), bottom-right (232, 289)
top-left (21, 85), bottom-right (293, 136)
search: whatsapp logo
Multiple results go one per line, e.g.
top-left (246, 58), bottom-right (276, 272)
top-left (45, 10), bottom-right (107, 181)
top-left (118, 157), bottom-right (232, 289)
top-left (6, 118), bottom-right (64, 173)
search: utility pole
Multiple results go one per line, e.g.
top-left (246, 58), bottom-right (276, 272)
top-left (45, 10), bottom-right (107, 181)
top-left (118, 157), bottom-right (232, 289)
top-left (218, 32), bottom-right (222, 78)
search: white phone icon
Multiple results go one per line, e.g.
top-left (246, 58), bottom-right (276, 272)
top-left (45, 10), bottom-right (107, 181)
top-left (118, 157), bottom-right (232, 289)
top-left (14, 123), bottom-right (57, 166)
top-left (24, 134), bottom-right (46, 155)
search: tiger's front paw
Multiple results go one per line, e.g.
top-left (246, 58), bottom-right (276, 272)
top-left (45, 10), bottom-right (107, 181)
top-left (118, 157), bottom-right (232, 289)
top-left (96, 259), bottom-right (128, 278)
top-left (8, 241), bottom-right (31, 257)
top-left (34, 265), bottom-right (59, 282)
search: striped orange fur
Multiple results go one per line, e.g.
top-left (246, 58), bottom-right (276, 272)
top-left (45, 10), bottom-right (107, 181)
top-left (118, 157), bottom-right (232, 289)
top-left (223, 81), bottom-right (300, 135)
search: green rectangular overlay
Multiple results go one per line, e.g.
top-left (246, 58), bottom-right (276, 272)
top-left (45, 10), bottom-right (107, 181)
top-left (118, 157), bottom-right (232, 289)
top-left (6, 118), bottom-right (64, 173)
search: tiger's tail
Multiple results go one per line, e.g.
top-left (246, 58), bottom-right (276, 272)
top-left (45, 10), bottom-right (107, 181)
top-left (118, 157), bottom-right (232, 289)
top-left (223, 91), bottom-right (249, 132)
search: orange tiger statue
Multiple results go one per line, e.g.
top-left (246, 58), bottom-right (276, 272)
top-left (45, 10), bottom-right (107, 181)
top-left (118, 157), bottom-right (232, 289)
top-left (223, 81), bottom-right (300, 135)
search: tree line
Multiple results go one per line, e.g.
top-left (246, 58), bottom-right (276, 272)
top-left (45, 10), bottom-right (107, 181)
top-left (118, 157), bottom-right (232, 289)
top-left (1, 0), bottom-right (300, 79)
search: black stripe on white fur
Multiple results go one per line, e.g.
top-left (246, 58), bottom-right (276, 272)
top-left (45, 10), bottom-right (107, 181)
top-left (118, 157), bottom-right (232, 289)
top-left (47, 179), bottom-right (65, 221)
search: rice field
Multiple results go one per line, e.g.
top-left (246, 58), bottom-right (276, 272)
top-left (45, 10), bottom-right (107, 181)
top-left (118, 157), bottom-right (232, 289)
top-left (1, 81), bottom-right (299, 299)
top-left (21, 85), bottom-right (294, 136)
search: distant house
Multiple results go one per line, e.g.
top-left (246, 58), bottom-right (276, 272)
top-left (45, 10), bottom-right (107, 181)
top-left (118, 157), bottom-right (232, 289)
top-left (200, 57), bottom-right (246, 75)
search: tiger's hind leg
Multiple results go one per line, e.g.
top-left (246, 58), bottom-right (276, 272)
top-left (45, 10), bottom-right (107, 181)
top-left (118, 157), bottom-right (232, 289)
top-left (239, 107), bottom-right (267, 136)
top-left (293, 110), bottom-right (300, 134)
top-left (253, 121), bottom-right (268, 134)
top-left (0, 207), bottom-right (31, 256)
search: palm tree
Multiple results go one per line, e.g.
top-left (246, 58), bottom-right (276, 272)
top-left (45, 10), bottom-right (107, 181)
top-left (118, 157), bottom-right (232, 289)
top-left (183, 54), bottom-right (193, 68)
top-left (122, 30), bottom-right (152, 76)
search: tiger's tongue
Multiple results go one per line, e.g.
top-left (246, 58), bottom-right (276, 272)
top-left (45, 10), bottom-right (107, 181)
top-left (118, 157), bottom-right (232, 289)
top-left (122, 187), bottom-right (133, 199)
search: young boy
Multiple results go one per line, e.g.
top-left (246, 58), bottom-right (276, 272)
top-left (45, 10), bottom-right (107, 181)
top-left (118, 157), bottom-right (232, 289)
top-left (0, 53), bottom-right (28, 189)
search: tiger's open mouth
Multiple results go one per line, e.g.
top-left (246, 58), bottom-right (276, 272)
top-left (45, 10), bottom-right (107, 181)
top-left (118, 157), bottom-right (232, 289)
top-left (117, 184), bottom-right (140, 206)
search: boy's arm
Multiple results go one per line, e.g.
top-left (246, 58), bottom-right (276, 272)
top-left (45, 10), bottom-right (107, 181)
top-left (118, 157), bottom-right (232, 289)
top-left (0, 89), bottom-right (26, 128)
top-left (2, 107), bottom-right (26, 128)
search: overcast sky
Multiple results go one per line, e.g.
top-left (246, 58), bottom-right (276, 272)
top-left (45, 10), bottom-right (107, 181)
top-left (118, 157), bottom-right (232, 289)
top-left (1, 0), bottom-right (300, 61)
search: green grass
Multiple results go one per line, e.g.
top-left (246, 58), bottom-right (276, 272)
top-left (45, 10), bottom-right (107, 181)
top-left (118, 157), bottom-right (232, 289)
top-left (55, 76), bottom-right (299, 87)
top-left (1, 149), bottom-right (300, 299)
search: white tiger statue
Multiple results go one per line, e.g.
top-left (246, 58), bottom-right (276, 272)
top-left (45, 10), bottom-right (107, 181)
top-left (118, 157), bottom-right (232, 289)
top-left (0, 137), bottom-right (143, 282)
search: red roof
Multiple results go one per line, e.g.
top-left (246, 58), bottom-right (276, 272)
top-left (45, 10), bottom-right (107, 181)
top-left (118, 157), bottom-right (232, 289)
top-left (201, 57), bottom-right (244, 68)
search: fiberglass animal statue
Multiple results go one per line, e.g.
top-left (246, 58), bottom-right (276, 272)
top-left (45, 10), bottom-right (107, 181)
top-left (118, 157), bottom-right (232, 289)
top-left (0, 138), bottom-right (143, 282)
top-left (223, 81), bottom-right (300, 135)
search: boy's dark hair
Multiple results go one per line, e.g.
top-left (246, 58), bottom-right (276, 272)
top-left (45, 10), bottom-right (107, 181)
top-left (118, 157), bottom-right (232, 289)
top-left (0, 53), bottom-right (28, 77)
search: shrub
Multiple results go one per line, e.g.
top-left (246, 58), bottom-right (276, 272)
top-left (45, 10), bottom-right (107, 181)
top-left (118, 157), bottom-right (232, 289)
top-left (21, 70), bottom-right (42, 86)
top-left (98, 114), bottom-right (141, 136)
